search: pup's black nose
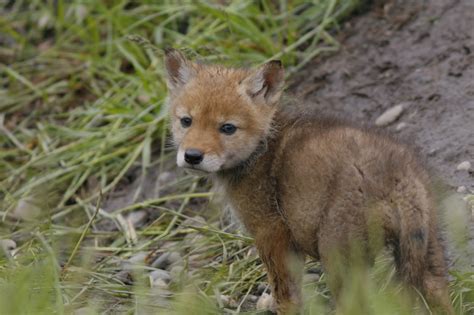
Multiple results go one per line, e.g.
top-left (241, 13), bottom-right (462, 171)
top-left (184, 149), bottom-right (204, 165)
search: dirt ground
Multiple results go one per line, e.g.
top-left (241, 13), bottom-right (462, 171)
top-left (290, 0), bottom-right (473, 191)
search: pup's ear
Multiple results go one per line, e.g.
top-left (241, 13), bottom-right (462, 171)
top-left (241, 60), bottom-right (284, 105)
top-left (164, 48), bottom-right (196, 93)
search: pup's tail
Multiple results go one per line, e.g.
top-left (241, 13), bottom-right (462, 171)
top-left (396, 196), bottom-right (430, 288)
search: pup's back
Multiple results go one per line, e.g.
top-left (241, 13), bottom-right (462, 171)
top-left (270, 112), bottom-right (450, 311)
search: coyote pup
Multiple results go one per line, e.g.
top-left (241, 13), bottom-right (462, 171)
top-left (164, 49), bottom-right (453, 314)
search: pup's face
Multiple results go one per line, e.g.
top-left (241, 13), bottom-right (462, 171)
top-left (164, 49), bottom-right (284, 174)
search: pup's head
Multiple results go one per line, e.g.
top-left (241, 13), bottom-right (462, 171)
top-left (164, 49), bottom-right (284, 173)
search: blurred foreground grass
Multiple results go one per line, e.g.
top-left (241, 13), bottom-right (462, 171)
top-left (0, 0), bottom-right (473, 314)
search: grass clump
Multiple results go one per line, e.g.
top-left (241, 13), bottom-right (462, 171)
top-left (1, 0), bottom-right (473, 314)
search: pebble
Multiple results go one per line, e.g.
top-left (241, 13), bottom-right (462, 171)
top-left (122, 251), bottom-right (147, 271)
top-left (375, 104), bottom-right (405, 126)
top-left (137, 94), bottom-right (151, 104)
top-left (247, 294), bottom-right (259, 303)
top-left (427, 147), bottom-right (438, 156)
top-left (0, 239), bottom-right (17, 251)
top-left (169, 265), bottom-right (185, 281)
top-left (219, 294), bottom-right (238, 308)
top-left (151, 252), bottom-right (170, 269)
top-left (152, 278), bottom-right (168, 289)
top-left (157, 171), bottom-right (176, 186)
top-left (257, 283), bottom-right (269, 295)
top-left (151, 251), bottom-right (182, 269)
top-left (129, 251), bottom-right (147, 264)
top-left (126, 210), bottom-right (148, 227)
top-left (38, 13), bottom-right (50, 29)
top-left (114, 270), bottom-right (133, 285)
top-left (12, 198), bottom-right (41, 221)
top-left (167, 251), bottom-right (182, 265)
top-left (395, 122), bottom-right (407, 131)
top-left (219, 294), bottom-right (230, 306)
top-left (150, 269), bottom-right (171, 283)
top-left (457, 186), bottom-right (467, 194)
top-left (256, 293), bottom-right (274, 311)
top-left (74, 5), bottom-right (88, 23)
top-left (456, 161), bottom-right (471, 171)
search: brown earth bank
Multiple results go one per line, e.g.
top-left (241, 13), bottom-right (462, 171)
top-left (289, 0), bottom-right (473, 192)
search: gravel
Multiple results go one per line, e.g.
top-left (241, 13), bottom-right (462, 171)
top-left (375, 104), bottom-right (405, 126)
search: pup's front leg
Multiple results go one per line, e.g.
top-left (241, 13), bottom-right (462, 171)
top-left (255, 220), bottom-right (304, 315)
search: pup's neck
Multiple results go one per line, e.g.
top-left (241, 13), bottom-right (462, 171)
top-left (216, 138), bottom-right (270, 184)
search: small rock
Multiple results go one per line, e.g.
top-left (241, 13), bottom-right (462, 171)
top-left (74, 4), bottom-right (88, 23)
top-left (0, 239), bottom-right (17, 251)
top-left (395, 122), bottom-right (407, 131)
top-left (137, 94), bottom-right (151, 104)
top-left (257, 283), bottom-right (269, 295)
top-left (457, 186), bottom-right (467, 194)
top-left (375, 104), bottom-right (405, 126)
top-left (247, 294), bottom-right (259, 303)
top-left (114, 270), bottom-right (133, 285)
top-left (151, 279), bottom-right (168, 290)
top-left (122, 252), bottom-right (147, 271)
top-left (219, 294), bottom-right (230, 305)
top-left (150, 269), bottom-right (171, 283)
top-left (151, 252), bottom-right (170, 269)
top-left (456, 161), bottom-right (471, 171)
top-left (256, 293), bottom-right (274, 311)
top-left (129, 251), bottom-right (147, 264)
top-left (13, 198), bottom-right (41, 221)
top-left (126, 210), bottom-right (148, 227)
top-left (167, 251), bottom-right (182, 265)
top-left (152, 278), bottom-right (168, 289)
top-left (151, 251), bottom-right (182, 269)
top-left (219, 294), bottom-right (238, 308)
top-left (169, 265), bottom-right (185, 281)
top-left (38, 13), bottom-right (50, 29)
top-left (157, 171), bottom-right (176, 186)
top-left (219, 294), bottom-right (237, 308)
top-left (428, 148), bottom-right (438, 156)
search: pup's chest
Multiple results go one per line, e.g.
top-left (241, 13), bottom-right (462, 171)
top-left (220, 177), bottom-right (278, 236)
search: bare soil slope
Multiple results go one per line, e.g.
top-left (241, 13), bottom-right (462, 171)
top-left (290, 0), bottom-right (473, 191)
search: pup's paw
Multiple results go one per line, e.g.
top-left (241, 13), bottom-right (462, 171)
top-left (256, 292), bottom-right (277, 313)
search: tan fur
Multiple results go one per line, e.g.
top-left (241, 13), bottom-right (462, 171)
top-left (164, 49), bottom-right (453, 314)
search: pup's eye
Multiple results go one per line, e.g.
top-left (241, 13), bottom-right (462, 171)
top-left (220, 123), bottom-right (237, 135)
top-left (180, 117), bottom-right (192, 128)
